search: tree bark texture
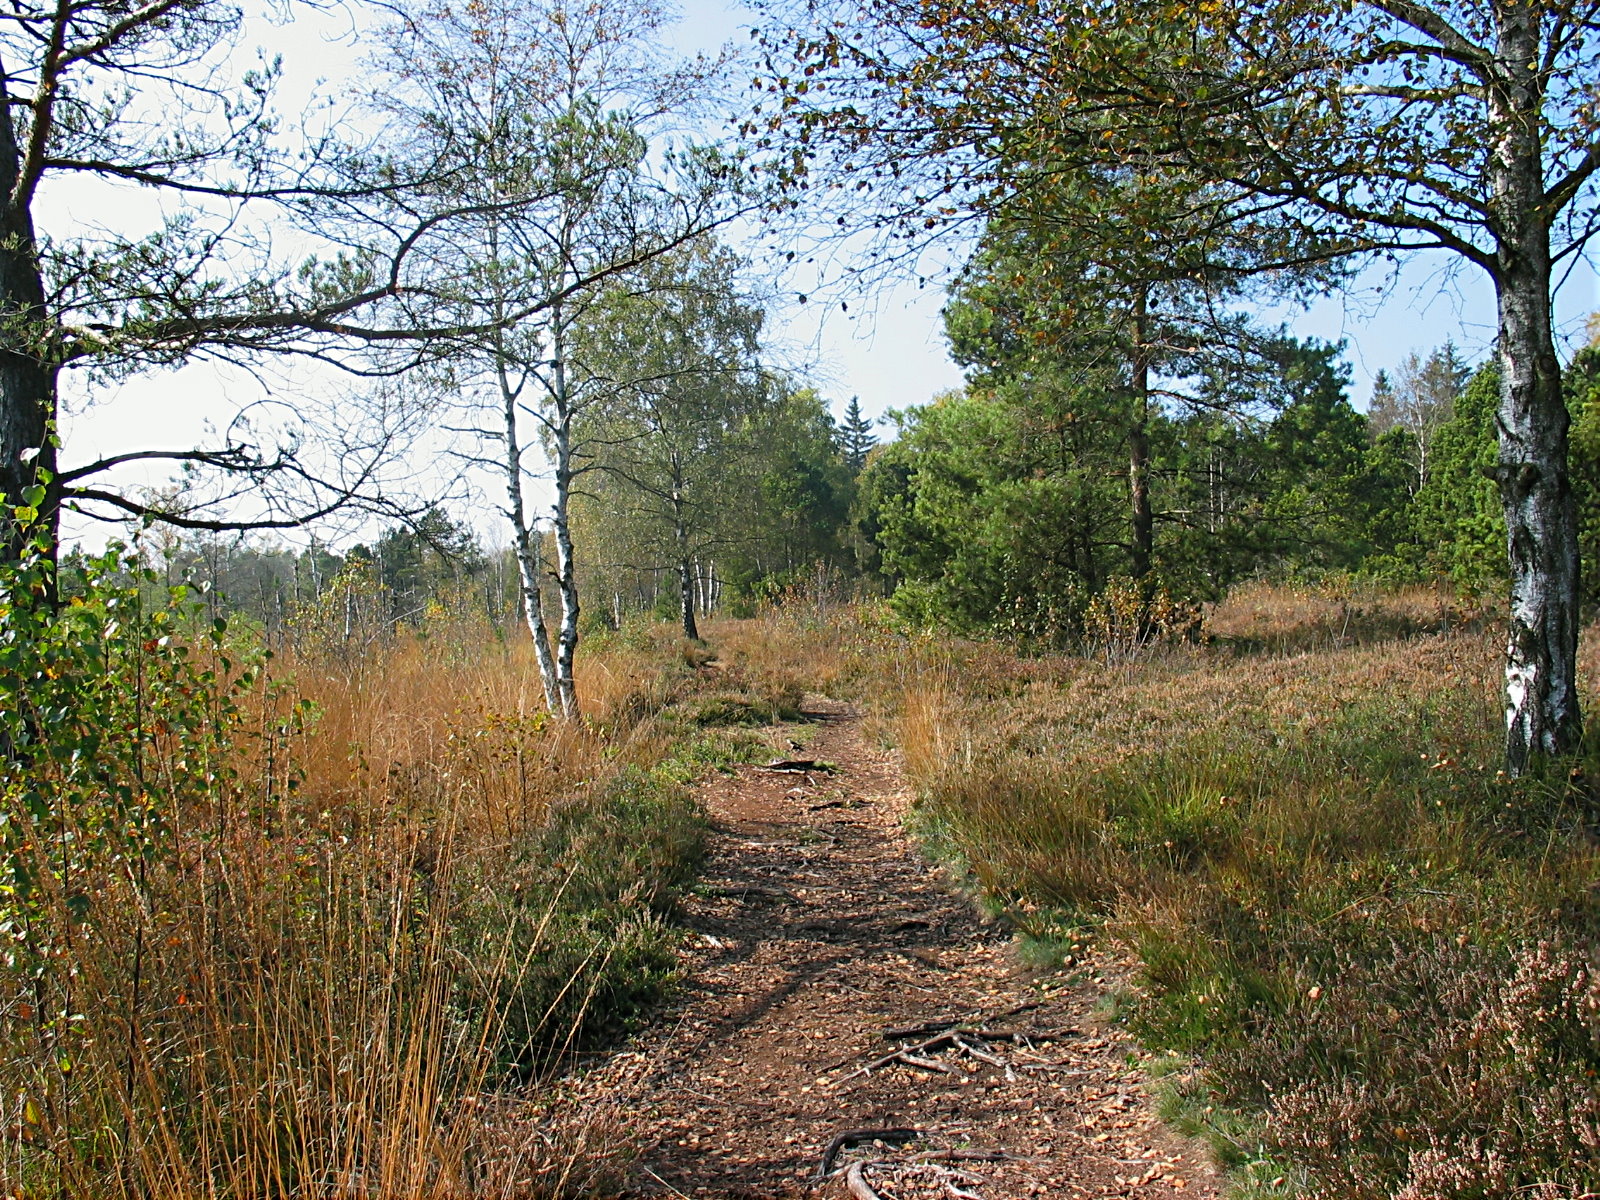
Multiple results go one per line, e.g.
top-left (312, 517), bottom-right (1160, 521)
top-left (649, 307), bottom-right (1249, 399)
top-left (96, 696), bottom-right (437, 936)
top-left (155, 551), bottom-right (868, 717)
top-left (550, 316), bottom-right (582, 719)
top-left (1495, 260), bottom-right (1580, 772)
top-left (1490, 2), bottom-right (1582, 773)
top-left (500, 358), bottom-right (561, 716)
top-left (0, 73), bottom-right (59, 559)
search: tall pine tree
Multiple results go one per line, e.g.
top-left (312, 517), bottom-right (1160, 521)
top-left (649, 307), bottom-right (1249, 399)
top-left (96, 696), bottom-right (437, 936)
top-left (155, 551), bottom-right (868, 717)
top-left (839, 397), bottom-right (878, 472)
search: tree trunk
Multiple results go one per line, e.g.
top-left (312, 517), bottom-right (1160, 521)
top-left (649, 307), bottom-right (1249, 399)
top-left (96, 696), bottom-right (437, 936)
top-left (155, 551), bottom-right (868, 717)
top-left (550, 316), bottom-right (581, 718)
top-left (510, 519), bottom-right (561, 716)
top-left (673, 491), bottom-right (699, 641)
top-left (1128, 289), bottom-right (1154, 585)
top-left (498, 347), bottom-right (560, 715)
top-left (1490, 8), bottom-right (1582, 774)
top-left (1494, 255), bottom-right (1580, 773)
top-left (1128, 423), bottom-right (1152, 581)
top-left (0, 75), bottom-right (59, 563)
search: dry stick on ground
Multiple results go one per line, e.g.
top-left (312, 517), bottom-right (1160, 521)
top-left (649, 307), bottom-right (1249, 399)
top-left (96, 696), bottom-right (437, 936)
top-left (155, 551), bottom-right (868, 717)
top-left (880, 1014), bottom-right (1065, 1043)
top-left (953, 1035), bottom-right (1007, 1067)
top-left (881, 1015), bottom-right (962, 1040)
top-left (844, 1162), bottom-right (883, 1200)
top-left (759, 759), bottom-right (838, 773)
top-left (840, 1026), bottom-right (1065, 1083)
top-left (816, 1128), bottom-right (922, 1179)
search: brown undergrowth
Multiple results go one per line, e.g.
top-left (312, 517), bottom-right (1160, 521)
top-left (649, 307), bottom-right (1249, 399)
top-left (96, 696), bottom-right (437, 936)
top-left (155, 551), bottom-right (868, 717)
top-left (713, 586), bottom-right (1600, 1199)
top-left (0, 577), bottom-right (790, 1200)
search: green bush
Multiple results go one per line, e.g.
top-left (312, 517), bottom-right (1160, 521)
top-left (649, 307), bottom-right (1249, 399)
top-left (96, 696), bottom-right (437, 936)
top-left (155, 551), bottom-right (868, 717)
top-left (451, 767), bottom-right (704, 1073)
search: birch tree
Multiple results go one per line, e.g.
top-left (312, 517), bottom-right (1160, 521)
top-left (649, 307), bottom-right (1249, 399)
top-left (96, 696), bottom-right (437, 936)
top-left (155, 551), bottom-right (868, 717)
top-left (1369, 344), bottom-right (1474, 492)
top-left (368, 0), bottom-right (735, 714)
top-left (760, 0), bottom-right (1600, 773)
top-left (575, 238), bottom-right (771, 641)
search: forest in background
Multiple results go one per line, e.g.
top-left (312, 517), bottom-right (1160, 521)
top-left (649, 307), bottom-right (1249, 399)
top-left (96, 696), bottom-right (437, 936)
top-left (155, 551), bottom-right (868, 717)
top-left (127, 320), bottom-right (1600, 658)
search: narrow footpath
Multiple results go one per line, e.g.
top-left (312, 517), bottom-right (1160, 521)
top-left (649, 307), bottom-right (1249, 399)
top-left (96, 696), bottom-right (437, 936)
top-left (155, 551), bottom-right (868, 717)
top-left (574, 697), bottom-right (1222, 1200)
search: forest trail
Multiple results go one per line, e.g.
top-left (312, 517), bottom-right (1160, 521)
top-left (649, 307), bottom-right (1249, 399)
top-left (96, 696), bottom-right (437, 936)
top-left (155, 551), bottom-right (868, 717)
top-left (576, 696), bottom-right (1222, 1200)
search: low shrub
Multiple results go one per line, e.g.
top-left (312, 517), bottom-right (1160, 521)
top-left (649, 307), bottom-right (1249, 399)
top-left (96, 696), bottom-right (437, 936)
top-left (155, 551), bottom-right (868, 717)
top-left (775, 586), bottom-right (1600, 1199)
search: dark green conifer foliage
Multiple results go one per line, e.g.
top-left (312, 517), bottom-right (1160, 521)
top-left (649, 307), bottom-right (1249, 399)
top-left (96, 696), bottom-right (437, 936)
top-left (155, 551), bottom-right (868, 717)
top-left (838, 397), bottom-right (878, 472)
top-left (1412, 364), bottom-right (1506, 590)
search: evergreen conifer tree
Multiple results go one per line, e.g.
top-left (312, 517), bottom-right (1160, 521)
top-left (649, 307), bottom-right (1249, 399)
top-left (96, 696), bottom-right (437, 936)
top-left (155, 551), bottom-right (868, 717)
top-left (839, 397), bottom-right (878, 472)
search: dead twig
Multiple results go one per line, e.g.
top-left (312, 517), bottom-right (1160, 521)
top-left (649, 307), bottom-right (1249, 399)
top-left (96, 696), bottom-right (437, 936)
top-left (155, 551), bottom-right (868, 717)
top-left (760, 759), bottom-right (838, 773)
top-left (882, 1015), bottom-right (963, 1040)
top-left (845, 1162), bottom-right (883, 1200)
top-left (838, 1040), bottom-right (951, 1082)
top-left (953, 1036), bottom-right (1007, 1068)
top-left (816, 1128), bottom-right (921, 1179)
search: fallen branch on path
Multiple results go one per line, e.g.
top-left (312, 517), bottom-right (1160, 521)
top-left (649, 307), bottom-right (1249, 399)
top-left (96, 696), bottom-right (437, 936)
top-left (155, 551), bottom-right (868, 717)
top-left (882, 1015), bottom-right (963, 1040)
top-left (816, 1128), bottom-right (921, 1179)
top-left (759, 759), bottom-right (838, 774)
top-left (845, 1026), bottom-right (1070, 1083)
top-left (879, 1016), bottom-right (1069, 1044)
top-left (953, 1035), bottom-right (1007, 1067)
top-left (844, 1162), bottom-right (882, 1200)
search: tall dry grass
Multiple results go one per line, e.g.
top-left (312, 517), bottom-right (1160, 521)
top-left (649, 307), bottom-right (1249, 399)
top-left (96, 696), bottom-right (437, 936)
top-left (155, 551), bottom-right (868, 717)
top-left (0, 589), bottom-right (735, 1199)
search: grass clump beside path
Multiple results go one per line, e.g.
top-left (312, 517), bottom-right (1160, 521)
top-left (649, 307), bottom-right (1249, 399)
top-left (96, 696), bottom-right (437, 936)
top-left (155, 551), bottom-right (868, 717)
top-left (719, 586), bottom-right (1600, 1199)
top-left (0, 555), bottom-right (790, 1200)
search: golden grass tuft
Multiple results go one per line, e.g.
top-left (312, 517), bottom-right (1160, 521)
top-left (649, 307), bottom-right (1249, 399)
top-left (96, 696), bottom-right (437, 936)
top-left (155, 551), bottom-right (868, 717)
top-left (0, 613), bottom-right (715, 1200)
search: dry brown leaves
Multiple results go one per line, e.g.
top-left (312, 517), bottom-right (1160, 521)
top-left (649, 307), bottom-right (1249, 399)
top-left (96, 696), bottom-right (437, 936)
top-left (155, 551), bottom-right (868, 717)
top-left (560, 699), bottom-right (1222, 1200)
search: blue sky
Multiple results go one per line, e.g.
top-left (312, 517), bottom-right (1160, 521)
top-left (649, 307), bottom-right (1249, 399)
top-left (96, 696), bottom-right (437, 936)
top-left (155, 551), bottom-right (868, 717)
top-left (54, 0), bottom-right (1600, 546)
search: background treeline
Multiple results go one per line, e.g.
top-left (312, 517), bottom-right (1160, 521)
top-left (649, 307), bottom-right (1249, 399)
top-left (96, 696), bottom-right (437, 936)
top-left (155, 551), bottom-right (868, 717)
top-left (153, 319), bottom-right (1600, 654)
top-left (120, 388), bottom-right (876, 645)
top-left (859, 269), bottom-right (1600, 646)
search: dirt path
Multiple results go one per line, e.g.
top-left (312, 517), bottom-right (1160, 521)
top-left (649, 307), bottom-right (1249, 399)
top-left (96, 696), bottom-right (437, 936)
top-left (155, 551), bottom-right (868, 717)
top-left (575, 698), bottom-right (1222, 1200)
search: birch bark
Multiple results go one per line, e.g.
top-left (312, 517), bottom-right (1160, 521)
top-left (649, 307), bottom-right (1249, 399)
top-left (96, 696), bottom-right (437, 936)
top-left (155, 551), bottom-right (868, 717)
top-left (1490, 2), bottom-right (1581, 770)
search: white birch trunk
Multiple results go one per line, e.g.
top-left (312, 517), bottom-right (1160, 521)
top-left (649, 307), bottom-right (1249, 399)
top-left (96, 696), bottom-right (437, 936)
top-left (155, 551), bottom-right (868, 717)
top-left (501, 365), bottom-right (562, 716)
top-left (1490, 3), bottom-right (1582, 773)
top-left (549, 305), bottom-right (582, 718)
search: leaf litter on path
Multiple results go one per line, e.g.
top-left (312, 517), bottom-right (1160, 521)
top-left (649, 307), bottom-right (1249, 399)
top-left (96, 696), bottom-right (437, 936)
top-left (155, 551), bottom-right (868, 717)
top-left (561, 698), bottom-right (1221, 1200)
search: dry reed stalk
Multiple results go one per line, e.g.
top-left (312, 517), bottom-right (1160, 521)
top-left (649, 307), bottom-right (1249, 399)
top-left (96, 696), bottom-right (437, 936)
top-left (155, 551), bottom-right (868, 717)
top-left (0, 623), bottom-right (693, 1200)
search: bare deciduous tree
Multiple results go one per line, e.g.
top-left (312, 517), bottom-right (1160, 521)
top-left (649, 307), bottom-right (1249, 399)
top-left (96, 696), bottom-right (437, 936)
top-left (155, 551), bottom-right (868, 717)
top-left (364, 0), bottom-right (741, 713)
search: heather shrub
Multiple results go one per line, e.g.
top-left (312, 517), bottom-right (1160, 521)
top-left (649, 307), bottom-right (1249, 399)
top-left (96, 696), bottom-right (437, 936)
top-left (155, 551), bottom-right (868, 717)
top-left (1262, 936), bottom-right (1600, 1199)
top-left (768, 588), bottom-right (1600, 1199)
